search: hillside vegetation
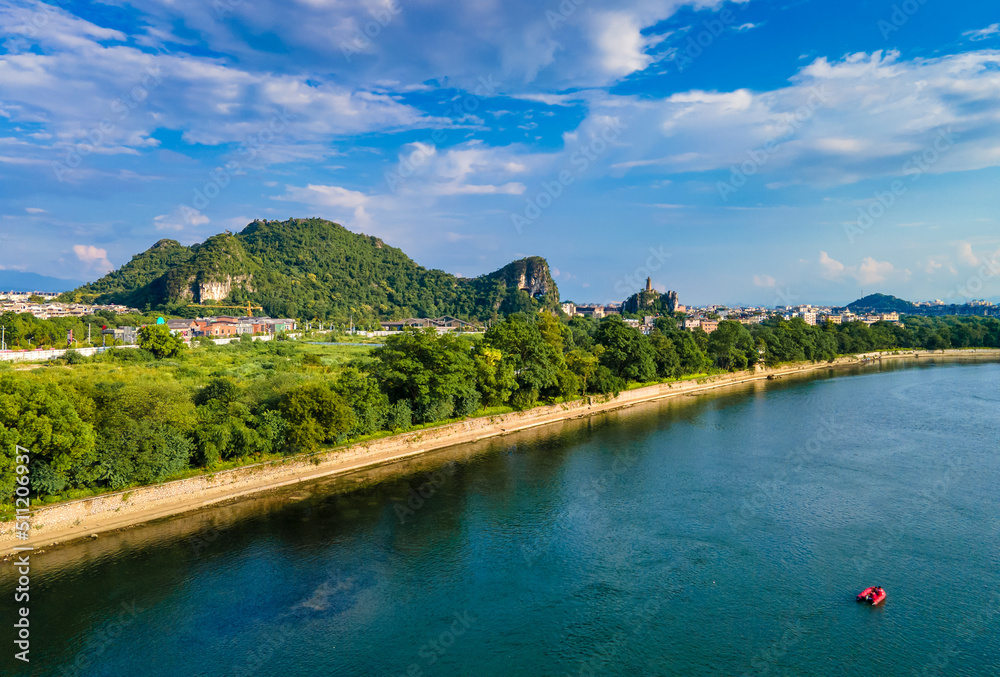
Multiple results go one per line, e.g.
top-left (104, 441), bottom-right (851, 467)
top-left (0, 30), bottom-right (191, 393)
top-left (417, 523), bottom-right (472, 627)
top-left (61, 218), bottom-right (559, 324)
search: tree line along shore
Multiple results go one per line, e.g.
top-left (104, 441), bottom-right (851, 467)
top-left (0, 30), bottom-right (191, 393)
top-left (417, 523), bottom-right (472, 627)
top-left (2, 312), bottom-right (999, 514)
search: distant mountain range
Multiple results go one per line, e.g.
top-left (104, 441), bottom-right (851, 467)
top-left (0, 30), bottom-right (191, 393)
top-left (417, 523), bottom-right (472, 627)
top-left (60, 218), bottom-right (560, 322)
top-left (0, 270), bottom-right (83, 293)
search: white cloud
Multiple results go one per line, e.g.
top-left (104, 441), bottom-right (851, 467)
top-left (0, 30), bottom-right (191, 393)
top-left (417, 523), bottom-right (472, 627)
top-left (818, 251), bottom-right (845, 279)
top-left (153, 207), bottom-right (209, 231)
top-left (72, 244), bottom-right (112, 272)
top-left (274, 184), bottom-right (372, 227)
top-left (24, 207), bottom-right (45, 213)
top-left (753, 274), bottom-right (776, 288)
top-left (855, 257), bottom-right (894, 285)
top-left (592, 12), bottom-right (654, 78)
top-left (584, 50), bottom-right (1000, 188)
top-left (956, 241), bottom-right (980, 266)
top-left (0, 1), bottom-right (437, 172)
top-left (818, 251), bottom-right (893, 285)
top-left (963, 24), bottom-right (1000, 41)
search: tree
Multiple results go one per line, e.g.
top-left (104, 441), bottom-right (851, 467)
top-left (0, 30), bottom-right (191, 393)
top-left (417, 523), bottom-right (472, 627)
top-left (473, 345), bottom-right (517, 407)
top-left (482, 315), bottom-right (563, 406)
top-left (0, 374), bottom-right (96, 498)
top-left (279, 382), bottom-right (356, 451)
top-left (370, 328), bottom-right (478, 422)
top-left (332, 367), bottom-right (390, 437)
top-left (707, 320), bottom-right (757, 371)
top-left (594, 316), bottom-right (655, 383)
top-left (565, 348), bottom-right (599, 392)
top-left (648, 330), bottom-right (681, 378)
top-left (137, 324), bottom-right (186, 359)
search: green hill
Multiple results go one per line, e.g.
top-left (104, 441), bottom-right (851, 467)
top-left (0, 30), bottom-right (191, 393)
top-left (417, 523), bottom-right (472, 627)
top-left (847, 293), bottom-right (917, 314)
top-left (61, 218), bottom-right (559, 324)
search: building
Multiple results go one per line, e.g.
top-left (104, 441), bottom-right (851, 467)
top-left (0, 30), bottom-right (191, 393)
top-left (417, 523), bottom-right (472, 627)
top-left (561, 302), bottom-right (576, 316)
top-left (167, 319), bottom-right (198, 338)
top-left (379, 316), bottom-right (477, 332)
top-left (100, 326), bottom-right (137, 345)
top-left (700, 319), bottom-right (719, 334)
top-left (576, 305), bottom-right (606, 320)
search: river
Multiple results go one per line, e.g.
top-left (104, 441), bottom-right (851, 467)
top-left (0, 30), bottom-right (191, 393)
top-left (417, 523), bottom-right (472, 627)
top-left (3, 359), bottom-right (999, 676)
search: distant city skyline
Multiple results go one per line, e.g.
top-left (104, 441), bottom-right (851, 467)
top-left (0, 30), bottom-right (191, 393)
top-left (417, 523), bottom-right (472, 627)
top-left (2, 0), bottom-right (1000, 307)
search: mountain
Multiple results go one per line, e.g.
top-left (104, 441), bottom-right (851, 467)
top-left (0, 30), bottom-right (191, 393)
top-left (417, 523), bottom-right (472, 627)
top-left (847, 293), bottom-right (917, 314)
top-left (62, 218), bottom-right (559, 322)
top-left (0, 270), bottom-right (83, 293)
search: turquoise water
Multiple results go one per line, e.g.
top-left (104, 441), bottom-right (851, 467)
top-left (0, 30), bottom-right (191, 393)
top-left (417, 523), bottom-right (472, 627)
top-left (4, 360), bottom-right (999, 676)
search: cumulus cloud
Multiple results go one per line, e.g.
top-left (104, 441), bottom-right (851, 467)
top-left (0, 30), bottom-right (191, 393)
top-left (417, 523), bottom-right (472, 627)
top-left (274, 184), bottom-right (373, 227)
top-left (818, 251), bottom-right (894, 285)
top-left (818, 251), bottom-right (846, 279)
top-left (72, 244), bottom-right (112, 272)
top-left (588, 50), bottom-right (1000, 188)
top-left (855, 257), bottom-right (894, 285)
top-left (385, 140), bottom-right (529, 196)
top-left (0, 0), bottom-right (437, 174)
top-left (956, 241), bottom-right (980, 267)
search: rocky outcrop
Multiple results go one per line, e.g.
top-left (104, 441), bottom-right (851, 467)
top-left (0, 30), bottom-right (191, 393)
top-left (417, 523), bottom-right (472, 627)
top-left (622, 281), bottom-right (679, 314)
top-left (488, 256), bottom-right (556, 298)
top-left (194, 275), bottom-right (254, 303)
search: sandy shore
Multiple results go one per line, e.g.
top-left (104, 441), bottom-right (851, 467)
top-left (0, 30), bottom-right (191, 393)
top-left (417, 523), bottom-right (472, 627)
top-left (4, 348), bottom-right (998, 553)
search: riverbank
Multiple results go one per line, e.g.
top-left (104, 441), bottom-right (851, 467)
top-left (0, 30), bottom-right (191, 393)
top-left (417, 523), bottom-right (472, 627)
top-left (4, 348), bottom-right (998, 552)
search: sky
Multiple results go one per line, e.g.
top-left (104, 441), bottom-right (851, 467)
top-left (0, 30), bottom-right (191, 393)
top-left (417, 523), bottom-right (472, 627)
top-left (1, 0), bottom-right (999, 306)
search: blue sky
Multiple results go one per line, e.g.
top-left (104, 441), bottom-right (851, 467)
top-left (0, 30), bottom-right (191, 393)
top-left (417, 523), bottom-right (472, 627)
top-left (1, 0), bottom-right (999, 306)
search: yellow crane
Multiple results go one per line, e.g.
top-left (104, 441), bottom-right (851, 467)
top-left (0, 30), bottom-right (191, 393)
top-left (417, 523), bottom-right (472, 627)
top-left (187, 302), bottom-right (264, 317)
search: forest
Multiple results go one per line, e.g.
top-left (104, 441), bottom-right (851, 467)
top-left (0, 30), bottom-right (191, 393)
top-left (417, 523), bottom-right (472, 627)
top-left (1, 313), bottom-right (998, 508)
top-left (57, 218), bottom-right (561, 324)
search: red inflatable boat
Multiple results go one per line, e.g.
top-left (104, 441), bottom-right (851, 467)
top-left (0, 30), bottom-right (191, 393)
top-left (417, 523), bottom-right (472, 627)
top-left (856, 586), bottom-right (886, 605)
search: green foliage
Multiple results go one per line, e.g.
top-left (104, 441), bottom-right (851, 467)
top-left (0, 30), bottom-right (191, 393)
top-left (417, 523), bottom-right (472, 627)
top-left (482, 314), bottom-right (563, 399)
top-left (67, 218), bottom-right (560, 321)
top-left (385, 401), bottom-right (413, 431)
top-left (0, 374), bottom-right (96, 496)
top-left (707, 320), bottom-right (758, 372)
top-left (332, 368), bottom-right (389, 437)
top-left (138, 324), bottom-right (186, 358)
top-left (279, 382), bottom-right (355, 451)
top-left (371, 328), bottom-right (478, 423)
top-left (1, 313), bottom-right (997, 504)
top-left (594, 316), bottom-right (656, 383)
top-left (473, 345), bottom-right (517, 407)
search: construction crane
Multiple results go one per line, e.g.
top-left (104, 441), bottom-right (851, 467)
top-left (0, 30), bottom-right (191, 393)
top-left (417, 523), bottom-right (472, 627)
top-left (188, 302), bottom-right (264, 317)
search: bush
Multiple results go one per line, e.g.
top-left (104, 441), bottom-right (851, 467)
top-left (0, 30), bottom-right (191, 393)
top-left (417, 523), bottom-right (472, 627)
top-left (588, 365), bottom-right (623, 396)
top-left (510, 387), bottom-right (539, 410)
top-left (279, 382), bottom-right (355, 451)
top-left (421, 397), bottom-right (455, 423)
top-left (385, 400), bottom-right (413, 431)
top-left (454, 390), bottom-right (481, 417)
